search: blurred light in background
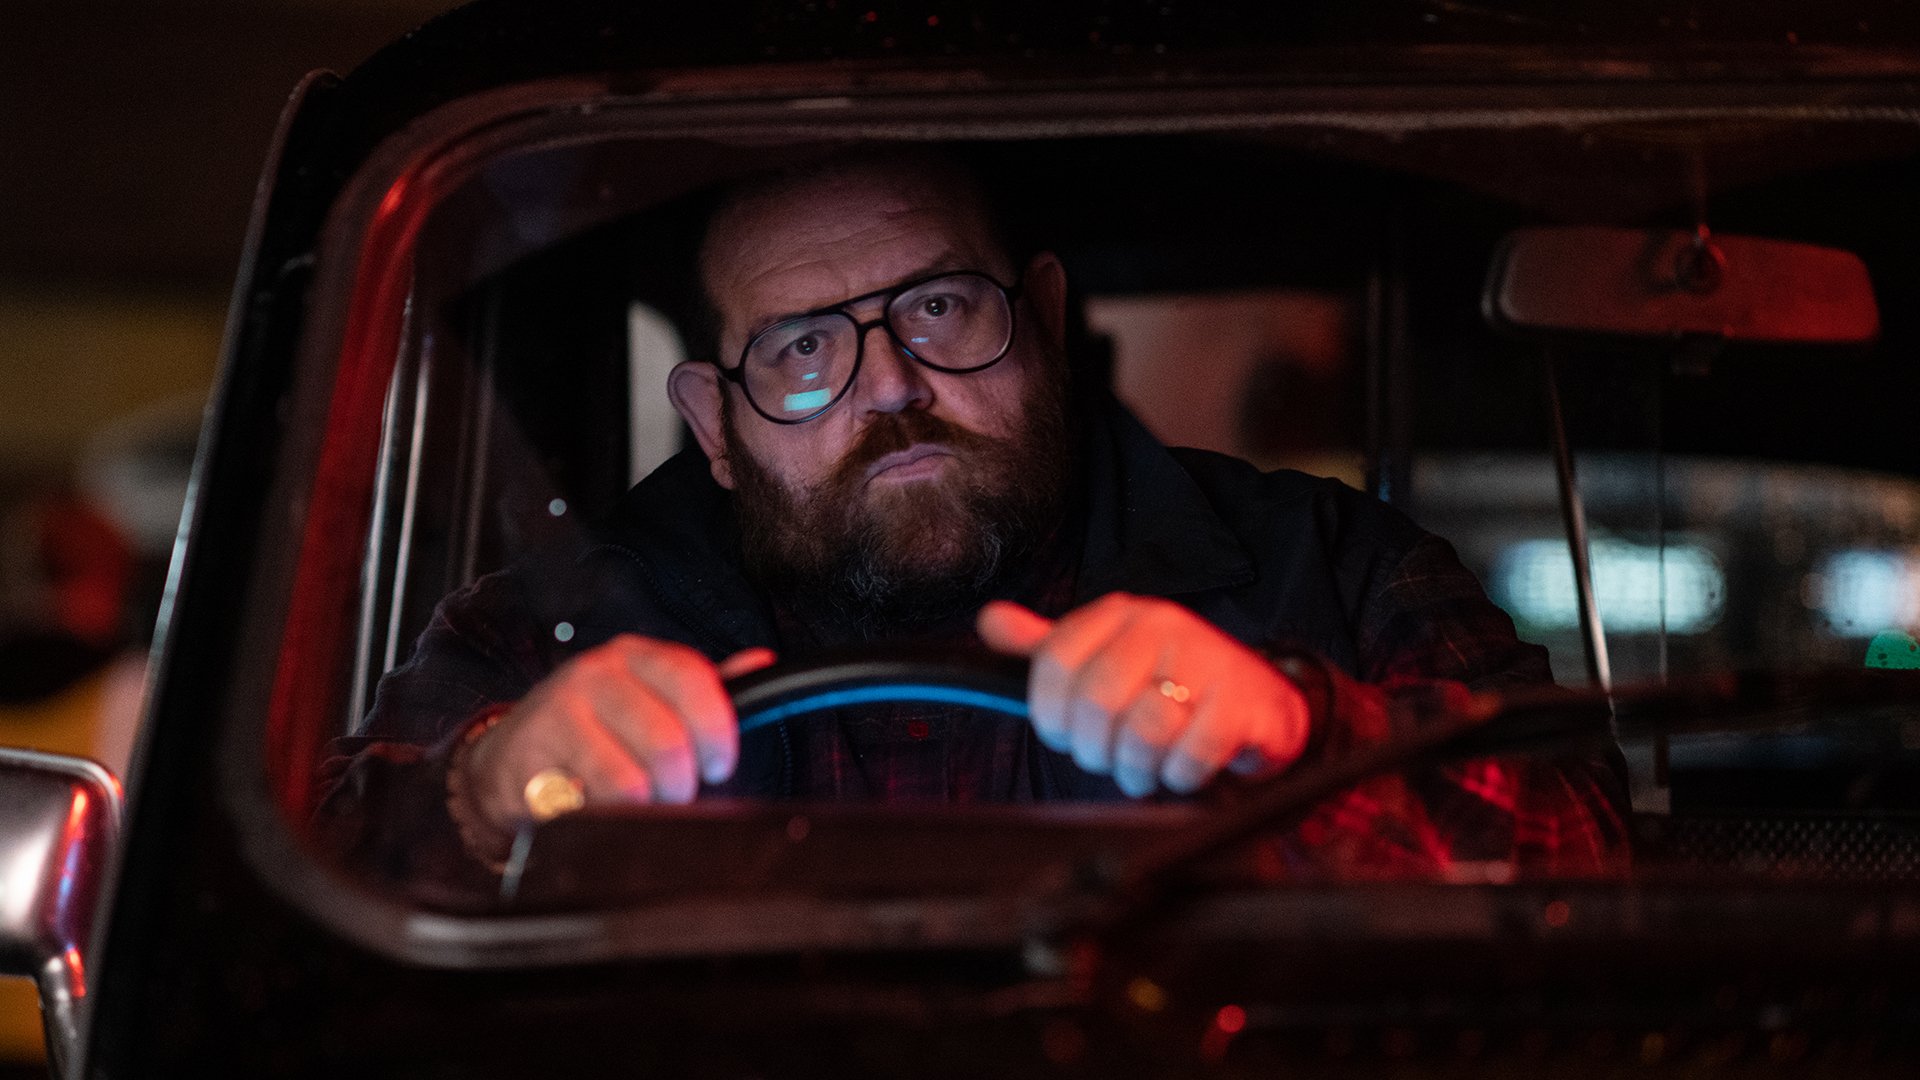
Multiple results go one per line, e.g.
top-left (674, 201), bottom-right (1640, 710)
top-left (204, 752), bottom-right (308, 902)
top-left (1813, 550), bottom-right (1920, 637)
top-left (1493, 538), bottom-right (1725, 634)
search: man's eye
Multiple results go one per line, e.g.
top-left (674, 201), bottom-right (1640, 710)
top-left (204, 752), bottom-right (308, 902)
top-left (913, 295), bottom-right (961, 319)
top-left (765, 333), bottom-right (822, 365)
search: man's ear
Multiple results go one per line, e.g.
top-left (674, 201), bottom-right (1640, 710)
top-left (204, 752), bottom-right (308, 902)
top-left (667, 361), bottom-right (736, 490)
top-left (1023, 251), bottom-right (1069, 352)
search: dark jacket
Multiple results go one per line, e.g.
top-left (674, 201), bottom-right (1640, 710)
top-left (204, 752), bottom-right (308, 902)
top-left (318, 399), bottom-right (1627, 890)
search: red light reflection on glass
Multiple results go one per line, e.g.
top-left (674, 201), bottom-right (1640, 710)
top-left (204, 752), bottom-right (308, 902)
top-left (378, 177), bottom-right (410, 219)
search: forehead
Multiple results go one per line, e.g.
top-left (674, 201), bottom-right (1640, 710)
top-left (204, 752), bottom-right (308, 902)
top-left (701, 164), bottom-right (1002, 331)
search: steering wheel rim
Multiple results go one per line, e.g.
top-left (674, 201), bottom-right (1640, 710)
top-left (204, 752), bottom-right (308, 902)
top-left (725, 648), bottom-right (1032, 733)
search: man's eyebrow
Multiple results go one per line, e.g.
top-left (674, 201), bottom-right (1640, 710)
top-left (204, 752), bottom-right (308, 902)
top-left (740, 255), bottom-right (969, 342)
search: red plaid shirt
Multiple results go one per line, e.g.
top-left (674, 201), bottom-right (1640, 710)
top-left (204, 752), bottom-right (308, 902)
top-left (1271, 536), bottom-right (1629, 879)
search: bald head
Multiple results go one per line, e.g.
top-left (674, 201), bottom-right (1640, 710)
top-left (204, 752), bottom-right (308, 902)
top-left (696, 149), bottom-right (1016, 362)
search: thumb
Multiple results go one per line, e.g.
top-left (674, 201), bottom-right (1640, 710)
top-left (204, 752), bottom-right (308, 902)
top-left (717, 647), bottom-right (777, 679)
top-left (977, 600), bottom-right (1054, 656)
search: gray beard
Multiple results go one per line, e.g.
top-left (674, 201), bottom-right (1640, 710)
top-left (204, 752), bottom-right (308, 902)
top-left (724, 376), bottom-right (1071, 637)
top-left (825, 495), bottom-right (1017, 634)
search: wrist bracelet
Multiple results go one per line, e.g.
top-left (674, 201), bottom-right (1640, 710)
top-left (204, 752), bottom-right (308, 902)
top-left (445, 705), bottom-right (513, 872)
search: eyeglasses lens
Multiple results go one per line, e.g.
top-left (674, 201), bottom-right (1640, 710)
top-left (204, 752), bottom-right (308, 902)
top-left (887, 274), bottom-right (1013, 371)
top-left (741, 274), bottom-right (1013, 421)
top-left (743, 315), bottom-right (857, 418)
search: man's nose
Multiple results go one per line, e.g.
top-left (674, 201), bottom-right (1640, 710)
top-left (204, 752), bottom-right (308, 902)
top-left (853, 321), bottom-right (933, 415)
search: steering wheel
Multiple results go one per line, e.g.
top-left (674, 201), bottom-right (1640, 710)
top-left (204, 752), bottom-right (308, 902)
top-left (724, 648), bottom-right (1032, 733)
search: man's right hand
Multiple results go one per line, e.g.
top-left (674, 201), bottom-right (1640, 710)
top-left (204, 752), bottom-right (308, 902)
top-left (448, 636), bottom-right (775, 856)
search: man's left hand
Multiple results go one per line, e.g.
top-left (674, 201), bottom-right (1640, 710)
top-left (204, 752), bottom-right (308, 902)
top-left (978, 594), bottom-right (1310, 798)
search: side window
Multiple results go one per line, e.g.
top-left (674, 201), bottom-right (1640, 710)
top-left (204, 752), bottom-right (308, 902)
top-left (1089, 290), bottom-right (1361, 485)
top-left (627, 303), bottom-right (689, 486)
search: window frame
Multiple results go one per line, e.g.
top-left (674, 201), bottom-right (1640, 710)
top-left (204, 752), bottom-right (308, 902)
top-left (218, 64), bottom-right (1920, 970)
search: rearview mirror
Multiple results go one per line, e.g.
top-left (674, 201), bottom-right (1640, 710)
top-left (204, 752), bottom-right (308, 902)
top-left (1484, 227), bottom-right (1880, 345)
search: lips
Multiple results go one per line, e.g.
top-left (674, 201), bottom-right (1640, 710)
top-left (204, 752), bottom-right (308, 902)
top-left (864, 443), bottom-right (953, 481)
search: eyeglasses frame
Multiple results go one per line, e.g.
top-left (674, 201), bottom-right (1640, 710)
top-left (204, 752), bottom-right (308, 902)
top-left (716, 270), bottom-right (1024, 424)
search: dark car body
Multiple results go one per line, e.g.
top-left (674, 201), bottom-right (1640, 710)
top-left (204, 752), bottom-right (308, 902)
top-left (22, 2), bottom-right (1920, 1076)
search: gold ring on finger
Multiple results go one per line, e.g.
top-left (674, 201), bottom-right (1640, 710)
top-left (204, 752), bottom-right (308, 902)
top-left (523, 767), bottom-right (586, 821)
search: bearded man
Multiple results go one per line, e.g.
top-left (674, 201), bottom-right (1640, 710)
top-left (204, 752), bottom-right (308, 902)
top-left (318, 150), bottom-right (1627, 882)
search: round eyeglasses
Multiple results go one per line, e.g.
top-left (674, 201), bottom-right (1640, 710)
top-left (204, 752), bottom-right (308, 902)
top-left (719, 271), bottom-right (1021, 424)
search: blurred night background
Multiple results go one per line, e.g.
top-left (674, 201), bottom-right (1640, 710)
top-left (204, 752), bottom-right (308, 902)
top-left (0, 0), bottom-right (459, 747)
top-left (0, 1), bottom-right (456, 1060)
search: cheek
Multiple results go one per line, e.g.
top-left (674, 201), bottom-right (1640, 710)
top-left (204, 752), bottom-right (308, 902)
top-left (737, 421), bottom-right (851, 490)
top-left (946, 360), bottom-right (1037, 438)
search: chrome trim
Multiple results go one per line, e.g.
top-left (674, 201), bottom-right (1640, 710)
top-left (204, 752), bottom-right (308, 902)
top-left (383, 294), bottom-right (430, 680)
top-left (348, 316), bottom-right (409, 726)
top-left (0, 749), bottom-right (122, 1080)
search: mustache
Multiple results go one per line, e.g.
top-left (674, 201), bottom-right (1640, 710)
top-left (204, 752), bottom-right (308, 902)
top-left (826, 409), bottom-right (998, 489)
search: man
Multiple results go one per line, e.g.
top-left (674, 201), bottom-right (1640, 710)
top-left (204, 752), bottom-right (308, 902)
top-left (319, 149), bottom-right (1626, 883)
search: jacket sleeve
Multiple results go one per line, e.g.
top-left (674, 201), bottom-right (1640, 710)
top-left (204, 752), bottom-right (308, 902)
top-left (311, 569), bottom-right (556, 895)
top-left (1276, 533), bottom-right (1632, 879)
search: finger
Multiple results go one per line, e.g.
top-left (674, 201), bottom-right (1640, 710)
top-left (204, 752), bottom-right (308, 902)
top-left (1026, 595), bottom-right (1138, 756)
top-left (718, 647), bottom-right (778, 679)
top-left (1227, 747), bottom-right (1272, 777)
top-left (977, 600), bottom-right (1053, 656)
top-left (583, 673), bottom-right (701, 804)
top-left (1226, 679), bottom-right (1311, 777)
top-left (1110, 685), bottom-right (1191, 798)
top-left (1063, 616), bottom-right (1164, 776)
top-left (571, 716), bottom-right (656, 808)
top-left (1062, 598), bottom-right (1201, 775)
top-left (476, 697), bottom-right (653, 826)
top-left (1160, 695), bottom-right (1245, 795)
top-left (614, 637), bottom-right (742, 785)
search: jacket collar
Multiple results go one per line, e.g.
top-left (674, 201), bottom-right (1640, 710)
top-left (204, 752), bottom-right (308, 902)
top-left (1072, 394), bottom-right (1256, 602)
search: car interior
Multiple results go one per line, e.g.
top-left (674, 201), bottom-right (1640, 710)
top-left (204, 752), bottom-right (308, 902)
top-left (302, 115), bottom-right (1920, 913)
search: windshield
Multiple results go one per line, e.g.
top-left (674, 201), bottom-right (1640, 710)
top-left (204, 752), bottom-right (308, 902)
top-left (269, 94), bottom-right (1920, 927)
